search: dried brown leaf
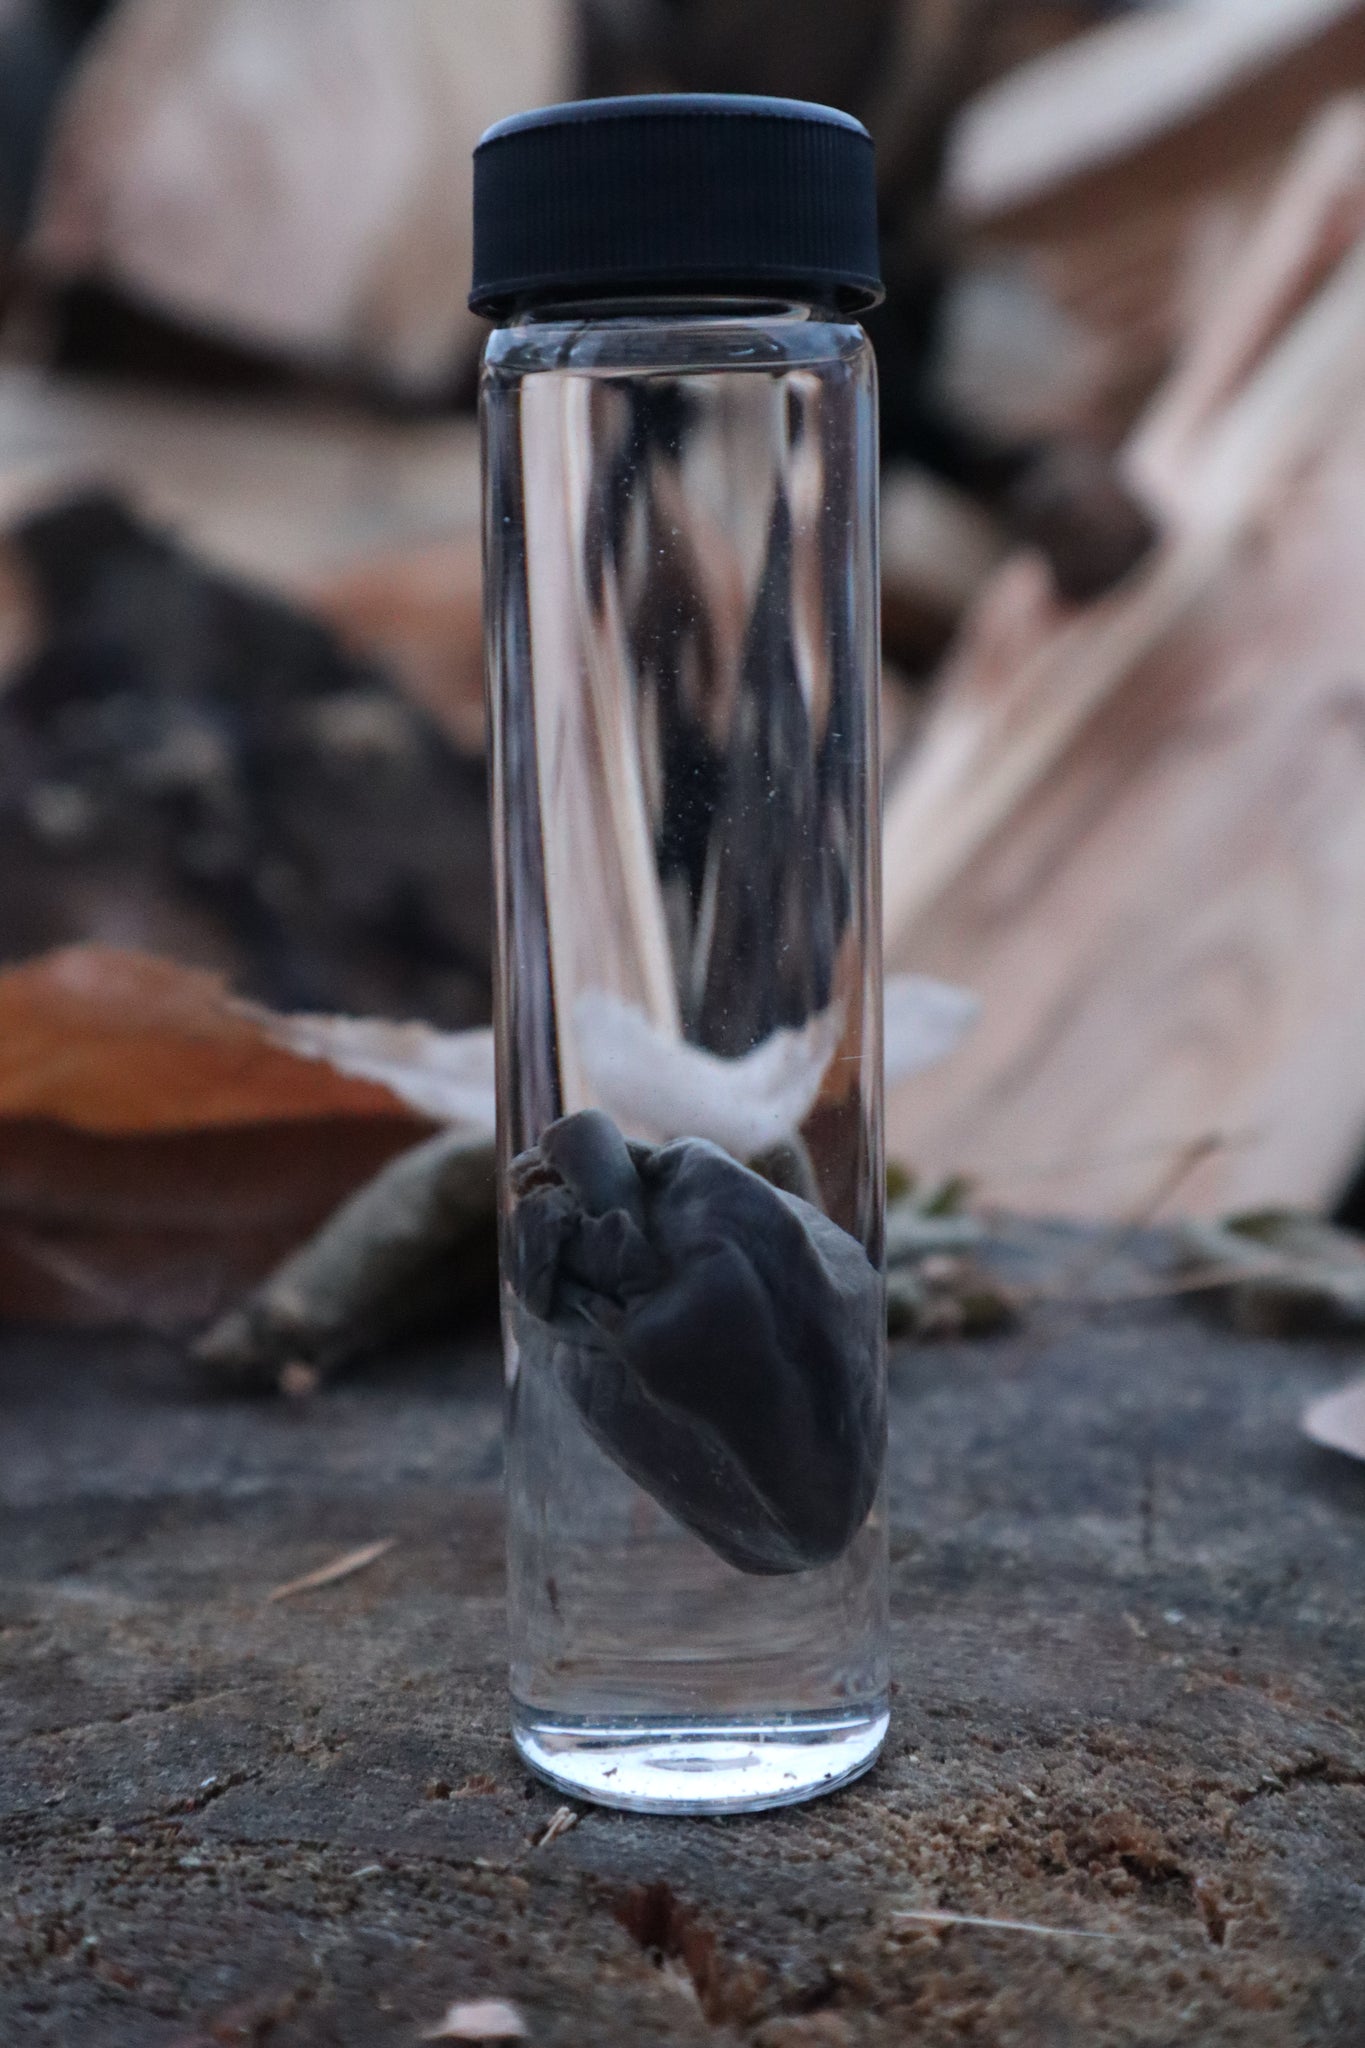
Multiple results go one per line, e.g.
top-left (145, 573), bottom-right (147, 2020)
top-left (0, 1112), bottom-right (425, 1329)
top-left (0, 946), bottom-right (422, 1134)
top-left (310, 533), bottom-right (486, 754)
top-left (0, 946), bottom-right (440, 1329)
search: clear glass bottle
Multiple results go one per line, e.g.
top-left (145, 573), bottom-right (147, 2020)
top-left (475, 97), bottom-right (887, 1813)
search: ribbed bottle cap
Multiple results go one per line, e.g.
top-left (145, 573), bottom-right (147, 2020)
top-left (470, 94), bottom-right (883, 319)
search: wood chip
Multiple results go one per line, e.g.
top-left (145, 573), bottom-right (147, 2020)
top-left (1303, 1378), bottom-right (1365, 1461)
top-left (532, 1805), bottom-right (579, 1849)
top-left (891, 1908), bottom-right (1121, 1942)
top-left (266, 1537), bottom-right (395, 1604)
top-left (885, 212), bottom-right (1365, 951)
top-left (278, 1361), bottom-right (321, 1402)
top-left (880, 462), bottom-right (1005, 661)
top-left (421, 2001), bottom-right (527, 2042)
top-left (194, 1128), bottom-right (495, 1393)
top-left (1128, 95), bottom-right (1365, 512)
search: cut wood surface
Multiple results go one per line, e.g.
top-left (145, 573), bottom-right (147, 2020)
top-left (887, 409), bottom-right (1365, 1217)
top-left (1127, 94), bottom-right (1365, 513)
top-left (1, 1227), bottom-right (1361, 2044)
top-left (945, 3), bottom-right (1365, 440)
top-left (948, 0), bottom-right (1365, 221)
top-left (886, 120), bottom-right (1365, 936)
top-left (885, 115), bottom-right (1365, 1217)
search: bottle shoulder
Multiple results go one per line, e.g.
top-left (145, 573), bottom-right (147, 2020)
top-left (481, 313), bottom-right (873, 384)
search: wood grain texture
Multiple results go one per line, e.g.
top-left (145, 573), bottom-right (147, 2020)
top-left (948, 0), bottom-right (1365, 222)
top-left (887, 112), bottom-right (1365, 1219)
top-left (887, 403), bottom-right (1365, 1217)
top-left (947, 8), bottom-right (1365, 440)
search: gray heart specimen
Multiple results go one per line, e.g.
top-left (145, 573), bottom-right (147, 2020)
top-left (509, 1110), bottom-right (884, 1575)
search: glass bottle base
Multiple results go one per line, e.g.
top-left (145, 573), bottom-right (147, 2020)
top-left (511, 1700), bottom-right (889, 1814)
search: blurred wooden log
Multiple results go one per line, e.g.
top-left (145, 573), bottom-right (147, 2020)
top-left (0, 0), bottom-right (118, 280)
top-left (887, 405), bottom-right (1365, 1220)
top-left (880, 663), bottom-right (924, 778)
top-left (889, 496), bottom-right (1365, 1221)
top-left (308, 534), bottom-right (486, 756)
top-left (945, 0), bottom-right (1365, 440)
top-left (886, 175), bottom-right (1365, 937)
top-left (950, 0), bottom-right (1365, 220)
top-left (880, 461), bottom-right (1005, 666)
top-left (584, 1), bottom-right (1119, 149)
top-left (0, 367), bottom-right (480, 591)
top-left (0, 366), bottom-right (488, 752)
top-left (582, 0), bottom-right (898, 107)
top-left (1128, 94), bottom-right (1365, 514)
top-left (884, 112), bottom-right (1365, 1218)
top-left (26, 0), bottom-right (571, 396)
top-left (0, 490), bottom-right (495, 1026)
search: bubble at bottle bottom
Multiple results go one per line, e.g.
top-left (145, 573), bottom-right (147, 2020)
top-left (513, 1702), bottom-right (890, 1814)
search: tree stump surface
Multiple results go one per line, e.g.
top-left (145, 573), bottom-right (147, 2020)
top-left (2, 1225), bottom-right (1363, 2046)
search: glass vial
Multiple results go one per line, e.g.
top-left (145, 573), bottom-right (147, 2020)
top-left (473, 96), bottom-right (887, 1812)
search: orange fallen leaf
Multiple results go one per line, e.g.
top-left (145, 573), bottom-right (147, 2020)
top-left (0, 945), bottom-right (498, 1330)
top-left (0, 946), bottom-right (424, 1133)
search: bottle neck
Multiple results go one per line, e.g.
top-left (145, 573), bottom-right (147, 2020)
top-left (506, 292), bottom-right (829, 326)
